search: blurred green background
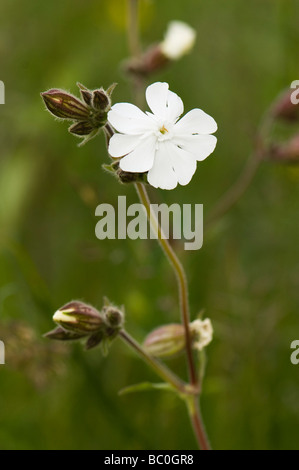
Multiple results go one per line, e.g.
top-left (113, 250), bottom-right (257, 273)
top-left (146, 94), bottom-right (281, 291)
top-left (1, 0), bottom-right (299, 450)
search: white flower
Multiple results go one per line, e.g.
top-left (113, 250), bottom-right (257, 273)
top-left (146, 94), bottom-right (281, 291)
top-left (190, 318), bottom-right (213, 351)
top-left (160, 21), bottom-right (196, 60)
top-left (108, 82), bottom-right (217, 190)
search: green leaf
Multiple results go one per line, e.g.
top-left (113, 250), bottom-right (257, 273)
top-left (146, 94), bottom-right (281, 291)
top-left (118, 382), bottom-right (174, 396)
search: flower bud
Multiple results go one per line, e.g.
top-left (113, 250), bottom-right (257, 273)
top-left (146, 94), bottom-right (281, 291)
top-left (104, 306), bottom-right (124, 329)
top-left (77, 83), bottom-right (93, 106)
top-left (69, 121), bottom-right (94, 136)
top-left (53, 301), bottom-right (105, 335)
top-left (92, 89), bottom-right (110, 112)
top-left (41, 82), bottom-right (117, 146)
top-left (143, 324), bottom-right (186, 358)
top-left (41, 89), bottom-right (90, 121)
top-left (125, 45), bottom-right (169, 77)
top-left (46, 298), bottom-right (125, 353)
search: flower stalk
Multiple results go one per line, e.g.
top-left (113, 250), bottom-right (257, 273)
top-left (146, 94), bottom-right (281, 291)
top-left (119, 329), bottom-right (189, 394)
top-left (186, 395), bottom-right (211, 451)
top-left (134, 182), bottom-right (197, 386)
top-left (126, 0), bottom-right (210, 450)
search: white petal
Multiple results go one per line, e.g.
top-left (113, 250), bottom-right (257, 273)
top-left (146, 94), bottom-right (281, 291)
top-left (173, 134), bottom-right (217, 161)
top-left (108, 134), bottom-right (141, 158)
top-left (146, 82), bottom-right (169, 118)
top-left (174, 108), bottom-right (217, 135)
top-left (166, 90), bottom-right (184, 123)
top-left (119, 135), bottom-right (156, 173)
top-left (108, 103), bottom-right (154, 134)
top-left (161, 21), bottom-right (196, 60)
top-left (147, 143), bottom-right (178, 190)
top-left (165, 142), bottom-right (197, 186)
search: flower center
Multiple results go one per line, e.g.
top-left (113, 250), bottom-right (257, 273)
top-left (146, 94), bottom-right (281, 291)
top-left (155, 122), bottom-right (173, 142)
top-left (159, 125), bottom-right (168, 135)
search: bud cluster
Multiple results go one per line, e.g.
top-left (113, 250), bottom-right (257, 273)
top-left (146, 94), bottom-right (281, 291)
top-left (41, 83), bottom-right (116, 146)
top-left (45, 301), bottom-right (124, 351)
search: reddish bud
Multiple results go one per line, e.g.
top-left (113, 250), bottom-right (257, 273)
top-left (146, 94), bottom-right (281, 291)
top-left (125, 44), bottom-right (169, 77)
top-left (69, 121), bottom-right (94, 136)
top-left (92, 89), bottom-right (110, 111)
top-left (53, 301), bottom-right (105, 335)
top-left (41, 89), bottom-right (90, 120)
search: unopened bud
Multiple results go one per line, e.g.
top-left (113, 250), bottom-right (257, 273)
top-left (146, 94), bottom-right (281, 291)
top-left (53, 301), bottom-right (105, 335)
top-left (41, 89), bottom-right (90, 121)
top-left (104, 306), bottom-right (124, 329)
top-left (125, 45), bottom-right (169, 77)
top-left (69, 121), bottom-right (94, 136)
top-left (46, 298), bottom-right (125, 352)
top-left (77, 83), bottom-right (93, 106)
top-left (92, 89), bottom-right (110, 112)
top-left (143, 324), bottom-right (186, 358)
top-left (41, 82), bottom-right (117, 146)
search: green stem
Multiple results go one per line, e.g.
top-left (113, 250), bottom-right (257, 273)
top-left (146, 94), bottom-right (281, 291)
top-left (134, 182), bottom-right (197, 386)
top-left (119, 329), bottom-right (188, 394)
top-left (186, 395), bottom-right (211, 451)
top-left (127, 0), bottom-right (141, 58)
top-left (125, 0), bottom-right (210, 450)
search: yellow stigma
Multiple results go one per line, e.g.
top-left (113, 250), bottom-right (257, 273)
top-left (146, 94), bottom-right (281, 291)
top-left (159, 125), bottom-right (168, 135)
